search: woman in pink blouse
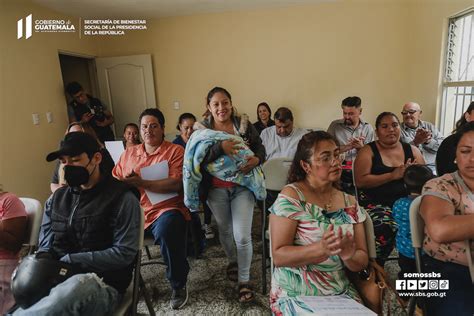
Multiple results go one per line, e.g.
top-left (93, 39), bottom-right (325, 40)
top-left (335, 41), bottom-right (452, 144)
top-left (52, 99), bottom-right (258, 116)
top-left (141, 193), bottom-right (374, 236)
top-left (0, 190), bottom-right (27, 314)
top-left (420, 122), bottom-right (474, 316)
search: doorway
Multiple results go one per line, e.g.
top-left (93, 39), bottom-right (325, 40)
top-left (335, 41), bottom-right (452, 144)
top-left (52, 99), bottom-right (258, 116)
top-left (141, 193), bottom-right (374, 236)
top-left (58, 52), bottom-right (98, 107)
top-left (58, 52), bottom-right (157, 140)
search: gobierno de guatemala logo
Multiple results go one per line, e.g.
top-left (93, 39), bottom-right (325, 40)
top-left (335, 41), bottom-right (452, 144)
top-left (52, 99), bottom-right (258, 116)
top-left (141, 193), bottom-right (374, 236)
top-left (17, 14), bottom-right (76, 39)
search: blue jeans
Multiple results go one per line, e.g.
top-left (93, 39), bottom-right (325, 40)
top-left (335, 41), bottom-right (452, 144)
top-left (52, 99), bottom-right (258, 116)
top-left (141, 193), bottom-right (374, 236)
top-left (423, 255), bottom-right (474, 316)
top-left (12, 273), bottom-right (119, 316)
top-left (147, 210), bottom-right (189, 290)
top-left (207, 186), bottom-right (255, 282)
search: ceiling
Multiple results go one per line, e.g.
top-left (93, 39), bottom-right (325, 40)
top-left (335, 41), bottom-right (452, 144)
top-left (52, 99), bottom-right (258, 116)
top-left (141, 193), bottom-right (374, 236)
top-left (33, 0), bottom-right (336, 19)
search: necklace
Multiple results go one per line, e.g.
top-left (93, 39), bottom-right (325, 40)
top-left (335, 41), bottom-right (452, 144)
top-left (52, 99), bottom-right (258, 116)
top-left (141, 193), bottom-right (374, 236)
top-left (322, 191), bottom-right (334, 211)
top-left (305, 180), bottom-right (335, 210)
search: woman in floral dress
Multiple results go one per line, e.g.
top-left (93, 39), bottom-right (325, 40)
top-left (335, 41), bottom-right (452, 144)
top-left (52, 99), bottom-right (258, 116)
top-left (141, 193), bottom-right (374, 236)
top-left (269, 131), bottom-right (368, 315)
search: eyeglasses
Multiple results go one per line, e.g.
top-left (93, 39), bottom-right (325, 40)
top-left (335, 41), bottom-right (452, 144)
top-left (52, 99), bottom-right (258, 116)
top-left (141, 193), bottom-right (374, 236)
top-left (315, 152), bottom-right (346, 166)
top-left (401, 110), bottom-right (419, 115)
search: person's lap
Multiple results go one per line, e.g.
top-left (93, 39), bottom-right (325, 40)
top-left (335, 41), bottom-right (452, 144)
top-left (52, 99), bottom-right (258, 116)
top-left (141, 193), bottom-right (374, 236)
top-left (146, 210), bottom-right (189, 290)
top-left (12, 273), bottom-right (120, 316)
top-left (423, 255), bottom-right (474, 316)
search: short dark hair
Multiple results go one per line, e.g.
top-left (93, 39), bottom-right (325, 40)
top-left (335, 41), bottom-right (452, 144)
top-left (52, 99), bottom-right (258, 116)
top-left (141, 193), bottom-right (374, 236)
top-left (123, 123), bottom-right (139, 132)
top-left (257, 102), bottom-right (272, 122)
top-left (341, 96), bottom-right (361, 108)
top-left (176, 113), bottom-right (196, 130)
top-left (288, 131), bottom-right (337, 183)
top-left (274, 107), bottom-right (293, 122)
top-left (139, 108), bottom-right (165, 127)
top-left (375, 111), bottom-right (399, 129)
top-left (65, 81), bottom-right (83, 97)
top-left (404, 165), bottom-right (434, 194)
top-left (206, 87), bottom-right (232, 105)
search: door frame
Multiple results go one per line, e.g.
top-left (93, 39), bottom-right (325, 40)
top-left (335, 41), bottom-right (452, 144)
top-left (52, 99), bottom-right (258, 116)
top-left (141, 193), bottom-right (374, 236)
top-left (58, 49), bottom-right (100, 100)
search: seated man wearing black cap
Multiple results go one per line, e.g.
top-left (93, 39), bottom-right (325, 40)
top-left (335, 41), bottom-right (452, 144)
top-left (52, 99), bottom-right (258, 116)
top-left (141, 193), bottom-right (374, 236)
top-left (11, 132), bottom-right (140, 315)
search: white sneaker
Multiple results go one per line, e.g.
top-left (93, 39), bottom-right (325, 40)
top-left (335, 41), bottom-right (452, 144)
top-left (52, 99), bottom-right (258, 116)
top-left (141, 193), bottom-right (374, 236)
top-left (203, 224), bottom-right (215, 239)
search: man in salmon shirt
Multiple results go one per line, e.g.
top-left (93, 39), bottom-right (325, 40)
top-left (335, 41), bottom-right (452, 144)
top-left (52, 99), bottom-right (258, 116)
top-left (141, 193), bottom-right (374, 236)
top-left (113, 108), bottom-right (190, 310)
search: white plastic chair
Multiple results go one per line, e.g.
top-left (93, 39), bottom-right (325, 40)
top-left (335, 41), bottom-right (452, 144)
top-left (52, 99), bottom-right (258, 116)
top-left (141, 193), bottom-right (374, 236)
top-left (408, 196), bottom-right (426, 316)
top-left (409, 196), bottom-right (424, 274)
top-left (19, 198), bottom-right (43, 254)
top-left (362, 208), bottom-right (377, 260)
top-left (261, 157), bottom-right (292, 294)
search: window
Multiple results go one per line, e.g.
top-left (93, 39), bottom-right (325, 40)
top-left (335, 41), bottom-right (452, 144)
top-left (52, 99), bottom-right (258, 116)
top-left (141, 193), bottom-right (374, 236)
top-left (440, 8), bottom-right (474, 135)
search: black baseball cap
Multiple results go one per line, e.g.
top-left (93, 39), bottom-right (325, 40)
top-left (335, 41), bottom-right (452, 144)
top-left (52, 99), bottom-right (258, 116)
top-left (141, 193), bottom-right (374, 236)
top-left (46, 132), bottom-right (101, 162)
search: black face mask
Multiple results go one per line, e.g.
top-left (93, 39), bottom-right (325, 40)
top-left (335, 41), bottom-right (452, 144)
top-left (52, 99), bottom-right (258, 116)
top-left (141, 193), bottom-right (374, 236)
top-left (64, 160), bottom-right (96, 187)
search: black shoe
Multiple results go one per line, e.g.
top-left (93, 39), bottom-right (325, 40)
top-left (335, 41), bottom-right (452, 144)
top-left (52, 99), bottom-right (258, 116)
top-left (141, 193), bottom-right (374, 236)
top-left (170, 286), bottom-right (188, 310)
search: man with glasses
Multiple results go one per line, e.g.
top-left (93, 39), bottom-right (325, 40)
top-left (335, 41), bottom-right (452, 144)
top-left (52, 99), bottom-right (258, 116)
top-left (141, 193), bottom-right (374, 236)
top-left (65, 82), bottom-right (115, 143)
top-left (400, 102), bottom-right (443, 173)
top-left (112, 108), bottom-right (190, 310)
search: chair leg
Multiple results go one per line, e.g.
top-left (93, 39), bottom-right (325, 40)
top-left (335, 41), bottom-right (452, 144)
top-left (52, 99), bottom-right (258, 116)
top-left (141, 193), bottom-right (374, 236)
top-left (139, 273), bottom-right (156, 316)
top-left (407, 297), bottom-right (417, 316)
top-left (145, 245), bottom-right (152, 260)
top-left (131, 251), bottom-right (142, 316)
top-left (261, 200), bottom-right (267, 294)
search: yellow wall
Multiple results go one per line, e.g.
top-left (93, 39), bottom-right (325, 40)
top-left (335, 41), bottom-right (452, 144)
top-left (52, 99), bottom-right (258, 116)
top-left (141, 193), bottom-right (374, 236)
top-left (97, 0), bottom-right (473, 133)
top-left (99, 2), bottom-right (411, 130)
top-left (0, 0), bottom-right (99, 201)
top-left (1, 0), bottom-right (473, 202)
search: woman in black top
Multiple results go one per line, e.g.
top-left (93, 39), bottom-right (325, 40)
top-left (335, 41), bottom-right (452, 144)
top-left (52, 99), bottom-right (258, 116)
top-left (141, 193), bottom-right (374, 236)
top-left (354, 112), bottom-right (424, 263)
top-left (253, 102), bottom-right (274, 134)
top-left (436, 101), bottom-right (474, 176)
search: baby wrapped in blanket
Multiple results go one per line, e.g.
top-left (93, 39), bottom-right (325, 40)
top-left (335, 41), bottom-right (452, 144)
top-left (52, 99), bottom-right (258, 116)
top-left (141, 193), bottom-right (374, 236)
top-left (183, 120), bottom-right (266, 211)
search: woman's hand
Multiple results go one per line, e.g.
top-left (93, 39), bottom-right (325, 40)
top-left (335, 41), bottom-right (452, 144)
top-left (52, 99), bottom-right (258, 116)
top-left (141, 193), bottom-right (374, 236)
top-left (321, 224), bottom-right (343, 256)
top-left (240, 156), bottom-right (260, 174)
top-left (391, 158), bottom-right (416, 179)
top-left (221, 139), bottom-right (242, 156)
top-left (338, 227), bottom-right (356, 261)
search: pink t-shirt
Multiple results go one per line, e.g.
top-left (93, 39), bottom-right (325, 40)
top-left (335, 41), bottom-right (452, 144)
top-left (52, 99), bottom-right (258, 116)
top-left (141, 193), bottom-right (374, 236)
top-left (422, 172), bottom-right (474, 266)
top-left (0, 193), bottom-right (27, 259)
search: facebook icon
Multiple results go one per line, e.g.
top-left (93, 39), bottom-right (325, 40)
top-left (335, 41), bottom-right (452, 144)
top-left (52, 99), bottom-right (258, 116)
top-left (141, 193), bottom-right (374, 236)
top-left (395, 280), bottom-right (406, 290)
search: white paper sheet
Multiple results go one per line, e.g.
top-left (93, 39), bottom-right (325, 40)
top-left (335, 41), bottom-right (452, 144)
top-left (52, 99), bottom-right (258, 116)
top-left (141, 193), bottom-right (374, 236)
top-left (104, 141), bottom-right (125, 164)
top-left (298, 295), bottom-right (376, 316)
top-left (140, 161), bottom-right (178, 204)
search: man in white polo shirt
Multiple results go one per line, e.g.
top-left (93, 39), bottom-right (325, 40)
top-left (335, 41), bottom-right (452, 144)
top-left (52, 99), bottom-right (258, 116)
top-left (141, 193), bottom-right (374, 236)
top-left (260, 107), bottom-right (307, 210)
top-left (260, 107), bottom-right (307, 161)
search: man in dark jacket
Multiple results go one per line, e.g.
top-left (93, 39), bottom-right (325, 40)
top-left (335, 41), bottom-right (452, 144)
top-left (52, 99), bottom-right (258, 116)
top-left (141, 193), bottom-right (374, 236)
top-left (13, 132), bottom-right (140, 315)
top-left (66, 81), bottom-right (115, 142)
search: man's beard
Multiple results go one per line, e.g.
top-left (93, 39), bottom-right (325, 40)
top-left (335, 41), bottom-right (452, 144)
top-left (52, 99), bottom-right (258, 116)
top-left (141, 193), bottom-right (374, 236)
top-left (344, 119), bottom-right (353, 126)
